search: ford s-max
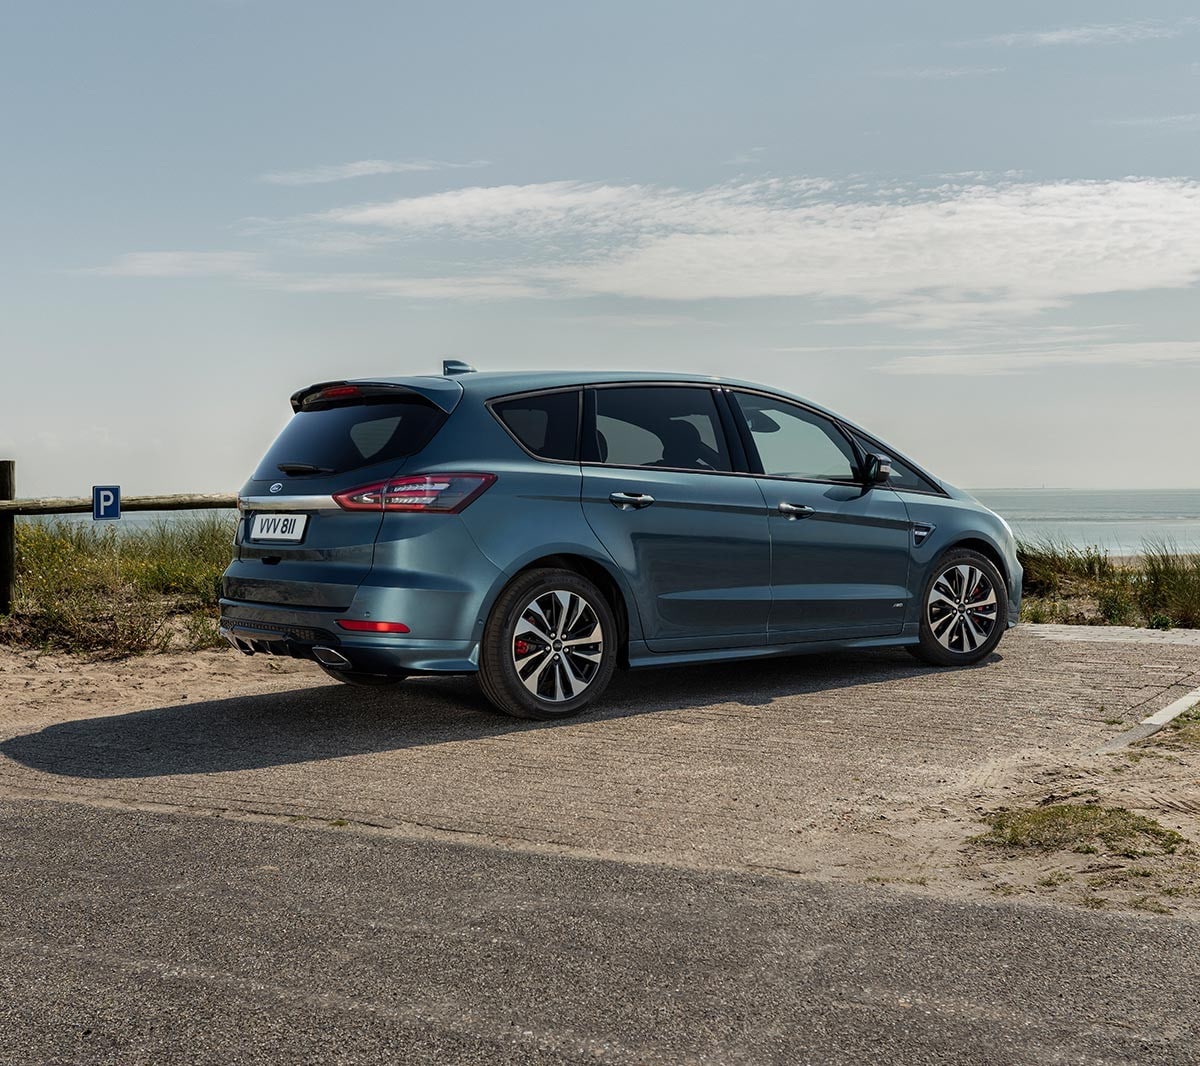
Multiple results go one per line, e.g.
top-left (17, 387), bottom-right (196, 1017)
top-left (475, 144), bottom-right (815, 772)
top-left (220, 364), bottom-right (1021, 719)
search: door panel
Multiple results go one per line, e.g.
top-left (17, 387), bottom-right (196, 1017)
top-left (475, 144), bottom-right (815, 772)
top-left (726, 390), bottom-right (912, 641)
top-left (582, 467), bottom-right (771, 651)
top-left (758, 481), bottom-right (912, 640)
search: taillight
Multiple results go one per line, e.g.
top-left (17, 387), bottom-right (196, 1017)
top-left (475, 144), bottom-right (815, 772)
top-left (333, 473), bottom-right (496, 513)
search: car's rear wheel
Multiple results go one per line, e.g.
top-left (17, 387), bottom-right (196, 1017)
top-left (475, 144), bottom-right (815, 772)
top-left (317, 664), bottom-right (408, 686)
top-left (478, 568), bottom-right (617, 719)
top-left (909, 548), bottom-right (1008, 666)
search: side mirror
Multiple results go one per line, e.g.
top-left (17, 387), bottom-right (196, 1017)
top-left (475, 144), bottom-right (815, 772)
top-left (864, 453), bottom-right (893, 485)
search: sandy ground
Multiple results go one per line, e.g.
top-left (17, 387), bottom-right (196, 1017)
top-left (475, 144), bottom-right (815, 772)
top-left (1, 627), bottom-right (1198, 913)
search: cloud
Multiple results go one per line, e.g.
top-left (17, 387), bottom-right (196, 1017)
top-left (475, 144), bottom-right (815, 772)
top-left (723, 147), bottom-right (767, 166)
top-left (386, 177), bottom-right (1200, 324)
top-left (877, 66), bottom-right (1006, 80)
top-left (251, 272), bottom-right (542, 300)
top-left (883, 342), bottom-right (1200, 376)
top-left (978, 18), bottom-right (1195, 47)
top-left (259, 158), bottom-right (489, 186)
top-left (1099, 113), bottom-right (1200, 129)
top-left (95, 175), bottom-right (1200, 329)
top-left (90, 251), bottom-right (261, 277)
top-left (321, 180), bottom-right (659, 232)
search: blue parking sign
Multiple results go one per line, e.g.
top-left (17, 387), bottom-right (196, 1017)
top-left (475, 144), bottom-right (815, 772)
top-left (93, 485), bottom-right (121, 521)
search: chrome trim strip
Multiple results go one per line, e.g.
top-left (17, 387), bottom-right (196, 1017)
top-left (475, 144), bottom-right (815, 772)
top-left (239, 495), bottom-right (340, 512)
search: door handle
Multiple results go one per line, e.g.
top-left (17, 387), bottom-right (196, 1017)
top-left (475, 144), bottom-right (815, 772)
top-left (777, 502), bottom-right (816, 520)
top-left (609, 491), bottom-right (655, 510)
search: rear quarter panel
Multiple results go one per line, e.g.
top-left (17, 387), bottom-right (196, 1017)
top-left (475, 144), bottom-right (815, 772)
top-left (412, 398), bottom-right (648, 644)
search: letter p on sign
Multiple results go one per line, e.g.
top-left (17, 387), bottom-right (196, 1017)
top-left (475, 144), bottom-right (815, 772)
top-left (93, 485), bottom-right (121, 521)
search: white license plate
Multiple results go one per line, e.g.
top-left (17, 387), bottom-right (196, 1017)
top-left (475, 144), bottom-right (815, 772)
top-left (249, 513), bottom-right (308, 542)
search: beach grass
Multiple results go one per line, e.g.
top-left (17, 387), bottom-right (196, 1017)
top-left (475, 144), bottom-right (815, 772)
top-left (1017, 537), bottom-right (1200, 629)
top-left (2, 516), bottom-right (1199, 657)
top-left (1, 513), bottom-right (236, 657)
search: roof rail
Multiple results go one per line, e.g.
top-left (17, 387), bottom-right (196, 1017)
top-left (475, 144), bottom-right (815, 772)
top-left (442, 359), bottom-right (477, 376)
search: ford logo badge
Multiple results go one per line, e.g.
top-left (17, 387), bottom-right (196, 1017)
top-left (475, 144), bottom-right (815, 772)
top-left (270, 482), bottom-right (283, 493)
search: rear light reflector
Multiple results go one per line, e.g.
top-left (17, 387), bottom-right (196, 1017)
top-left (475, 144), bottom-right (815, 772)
top-left (336, 619), bottom-right (411, 633)
top-left (333, 473), bottom-right (496, 513)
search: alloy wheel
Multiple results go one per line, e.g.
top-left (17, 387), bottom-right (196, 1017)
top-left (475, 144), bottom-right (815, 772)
top-left (926, 563), bottom-right (998, 654)
top-left (511, 589), bottom-right (604, 703)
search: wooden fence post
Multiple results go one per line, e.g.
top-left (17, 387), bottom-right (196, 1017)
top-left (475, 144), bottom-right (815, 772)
top-left (0, 460), bottom-right (14, 615)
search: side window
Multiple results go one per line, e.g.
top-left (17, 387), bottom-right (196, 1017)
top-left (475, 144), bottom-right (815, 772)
top-left (492, 390), bottom-right (580, 461)
top-left (587, 387), bottom-right (733, 472)
top-left (852, 432), bottom-right (941, 494)
top-left (733, 394), bottom-right (857, 482)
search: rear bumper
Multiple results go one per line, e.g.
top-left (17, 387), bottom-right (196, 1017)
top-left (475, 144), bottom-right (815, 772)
top-left (218, 602), bottom-right (479, 673)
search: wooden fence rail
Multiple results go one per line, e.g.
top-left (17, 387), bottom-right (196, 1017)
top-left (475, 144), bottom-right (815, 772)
top-left (0, 460), bottom-right (237, 613)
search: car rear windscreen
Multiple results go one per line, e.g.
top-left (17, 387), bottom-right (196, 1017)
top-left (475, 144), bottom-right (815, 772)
top-left (254, 399), bottom-right (446, 478)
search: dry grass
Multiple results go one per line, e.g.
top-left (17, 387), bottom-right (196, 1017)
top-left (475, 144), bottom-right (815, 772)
top-left (969, 799), bottom-right (1198, 914)
top-left (1154, 702), bottom-right (1200, 750)
top-left (0, 513), bottom-right (235, 657)
top-left (1018, 538), bottom-right (1200, 629)
top-left (974, 802), bottom-right (1184, 858)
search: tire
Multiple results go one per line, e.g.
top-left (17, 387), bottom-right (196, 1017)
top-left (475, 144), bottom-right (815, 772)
top-left (478, 568), bottom-right (618, 720)
top-left (317, 664), bottom-right (408, 687)
top-left (909, 548), bottom-right (1009, 667)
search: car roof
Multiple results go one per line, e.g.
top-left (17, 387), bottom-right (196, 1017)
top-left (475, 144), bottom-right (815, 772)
top-left (352, 368), bottom-right (843, 420)
top-left (340, 367), bottom-right (947, 492)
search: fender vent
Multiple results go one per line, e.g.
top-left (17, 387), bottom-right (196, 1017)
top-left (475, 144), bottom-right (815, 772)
top-left (912, 523), bottom-right (936, 547)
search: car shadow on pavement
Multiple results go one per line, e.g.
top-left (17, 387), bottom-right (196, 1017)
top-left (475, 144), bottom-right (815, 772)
top-left (0, 648), bottom-right (999, 780)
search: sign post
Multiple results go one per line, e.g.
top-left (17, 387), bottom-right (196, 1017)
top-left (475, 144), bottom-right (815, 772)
top-left (92, 485), bottom-right (121, 522)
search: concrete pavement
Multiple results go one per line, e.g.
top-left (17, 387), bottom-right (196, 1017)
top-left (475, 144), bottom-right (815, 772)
top-left (2, 629), bottom-right (1198, 885)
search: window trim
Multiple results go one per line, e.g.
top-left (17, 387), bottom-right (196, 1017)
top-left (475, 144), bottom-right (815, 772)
top-left (484, 378), bottom-right (949, 495)
top-left (484, 386), bottom-right (583, 465)
top-left (581, 382), bottom-right (743, 476)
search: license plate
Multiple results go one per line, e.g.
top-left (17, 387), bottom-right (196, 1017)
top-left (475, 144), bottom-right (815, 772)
top-left (249, 513), bottom-right (308, 542)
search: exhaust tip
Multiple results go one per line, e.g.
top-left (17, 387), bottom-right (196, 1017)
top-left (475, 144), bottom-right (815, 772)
top-left (312, 645), bottom-right (352, 669)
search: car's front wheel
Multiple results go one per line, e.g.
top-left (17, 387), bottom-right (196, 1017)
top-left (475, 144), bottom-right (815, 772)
top-left (478, 568), bottom-right (617, 719)
top-left (910, 548), bottom-right (1008, 666)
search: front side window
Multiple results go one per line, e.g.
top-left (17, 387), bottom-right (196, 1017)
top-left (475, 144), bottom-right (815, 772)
top-left (586, 387), bottom-right (733, 472)
top-left (492, 390), bottom-right (580, 461)
top-left (733, 393), bottom-right (858, 482)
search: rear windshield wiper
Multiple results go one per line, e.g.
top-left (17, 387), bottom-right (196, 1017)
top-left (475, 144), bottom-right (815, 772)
top-left (276, 462), bottom-right (334, 475)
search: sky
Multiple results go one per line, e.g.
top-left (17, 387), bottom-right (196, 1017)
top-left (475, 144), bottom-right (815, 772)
top-left (2, 0), bottom-right (1199, 495)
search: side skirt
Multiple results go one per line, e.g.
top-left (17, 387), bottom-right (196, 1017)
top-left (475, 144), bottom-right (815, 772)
top-left (625, 625), bottom-right (922, 670)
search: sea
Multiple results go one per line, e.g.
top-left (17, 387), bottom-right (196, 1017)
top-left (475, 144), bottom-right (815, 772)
top-left (971, 489), bottom-right (1200, 557)
top-left (25, 490), bottom-right (1200, 557)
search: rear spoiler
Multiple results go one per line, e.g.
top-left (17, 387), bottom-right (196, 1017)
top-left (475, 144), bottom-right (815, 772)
top-left (290, 377), bottom-right (464, 414)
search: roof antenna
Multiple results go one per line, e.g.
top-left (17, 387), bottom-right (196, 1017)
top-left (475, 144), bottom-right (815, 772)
top-left (442, 359), bottom-right (477, 376)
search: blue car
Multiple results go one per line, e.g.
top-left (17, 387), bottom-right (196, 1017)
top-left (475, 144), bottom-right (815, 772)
top-left (220, 363), bottom-right (1021, 719)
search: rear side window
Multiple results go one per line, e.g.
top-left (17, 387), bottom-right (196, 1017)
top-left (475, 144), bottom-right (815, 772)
top-left (851, 433), bottom-right (942, 494)
top-left (492, 390), bottom-right (580, 461)
top-left (254, 399), bottom-right (445, 478)
top-left (585, 387), bottom-right (733, 471)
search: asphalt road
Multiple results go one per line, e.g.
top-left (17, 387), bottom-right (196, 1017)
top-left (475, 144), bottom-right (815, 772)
top-left (2, 797), bottom-right (1197, 1066)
